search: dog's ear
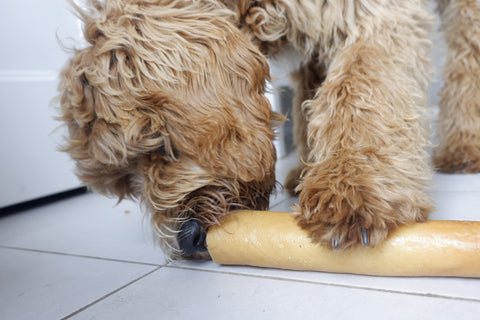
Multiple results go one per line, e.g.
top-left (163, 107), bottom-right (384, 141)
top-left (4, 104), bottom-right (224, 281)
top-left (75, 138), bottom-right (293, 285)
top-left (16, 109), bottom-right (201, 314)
top-left (58, 45), bottom-right (173, 200)
top-left (57, 0), bottom-right (188, 199)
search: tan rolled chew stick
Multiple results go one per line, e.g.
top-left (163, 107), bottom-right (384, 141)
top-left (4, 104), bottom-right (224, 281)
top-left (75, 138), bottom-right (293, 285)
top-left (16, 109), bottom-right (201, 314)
top-left (206, 210), bottom-right (480, 277)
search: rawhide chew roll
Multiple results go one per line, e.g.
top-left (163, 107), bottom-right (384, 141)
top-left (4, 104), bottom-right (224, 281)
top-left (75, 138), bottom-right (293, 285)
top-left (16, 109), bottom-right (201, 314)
top-left (206, 210), bottom-right (480, 278)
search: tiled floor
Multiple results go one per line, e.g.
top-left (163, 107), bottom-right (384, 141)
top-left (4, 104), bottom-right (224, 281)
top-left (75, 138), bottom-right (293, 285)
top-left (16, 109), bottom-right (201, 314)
top-left (1, 151), bottom-right (480, 320)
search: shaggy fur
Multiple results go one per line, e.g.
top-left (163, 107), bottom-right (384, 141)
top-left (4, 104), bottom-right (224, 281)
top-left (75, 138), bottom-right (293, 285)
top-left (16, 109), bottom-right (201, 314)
top-left (58, 0), bottom-right (479, 258)
top-left (59, 0), bottom-right (282, 256)
top-left (258, 0), bottom-right (434, 249)
top-left (434, 0), bottom-right (480, 173)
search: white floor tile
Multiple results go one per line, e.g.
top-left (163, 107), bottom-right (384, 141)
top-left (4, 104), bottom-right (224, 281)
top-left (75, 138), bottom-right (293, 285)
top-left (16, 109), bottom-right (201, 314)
top-left (431, 191), bottom-right (480, 221)
top-left (433, 173), bottom-right (480, 192)
top-left (0, 247), bottom-right (158, 320)
top-left (69, 267), bottom-right (480, 320)
top-left (174, 258), bottom-right (480, 302)
top-left (0, 193), bottom-right (165, 264)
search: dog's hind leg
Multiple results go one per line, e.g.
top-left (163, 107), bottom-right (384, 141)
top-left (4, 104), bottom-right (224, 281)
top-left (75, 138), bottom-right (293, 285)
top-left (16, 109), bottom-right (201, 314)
top-left (285, 58), bottom-right (326, 196)
top-left (434, 0), bottom-right (480, 173)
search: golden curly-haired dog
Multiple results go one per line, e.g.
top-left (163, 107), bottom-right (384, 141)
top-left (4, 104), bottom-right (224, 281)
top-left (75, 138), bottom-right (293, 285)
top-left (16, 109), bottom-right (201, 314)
top-left (58, 0), bottom-right (480, 259)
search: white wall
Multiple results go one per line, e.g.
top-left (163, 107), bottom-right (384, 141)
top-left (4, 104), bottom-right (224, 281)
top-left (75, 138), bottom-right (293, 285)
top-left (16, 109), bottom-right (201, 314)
top-left (0, 0), bottom-right (83, 207)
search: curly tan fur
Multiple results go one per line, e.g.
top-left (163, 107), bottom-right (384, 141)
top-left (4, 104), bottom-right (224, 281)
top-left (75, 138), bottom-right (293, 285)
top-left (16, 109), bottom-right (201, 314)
top-left (294, 3), bottom-right (434, 248)
top-left (434, 0), bottom-right (480, 173)
top-left (232, 0), bottom-right (435, 249)
top-left (58, 0), bottom-right (479, 258)
top-left (58, 0), bottom-right (281, 257)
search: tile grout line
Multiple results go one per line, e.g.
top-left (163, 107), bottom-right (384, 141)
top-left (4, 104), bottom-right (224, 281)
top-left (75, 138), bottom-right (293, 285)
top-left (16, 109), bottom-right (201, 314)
top-left (0, 245), bottom-right (165, 267)
top-left (60, 266), bottom-right (163, 320)
top-left (3, 245), bottom-right (479, 305)
top-left (165, 264), bottom-right (480, 304)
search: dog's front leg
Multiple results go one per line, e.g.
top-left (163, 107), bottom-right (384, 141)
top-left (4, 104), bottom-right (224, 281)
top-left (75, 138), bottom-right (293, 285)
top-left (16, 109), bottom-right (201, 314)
top-left (295, 32), bottom-right (434, 250)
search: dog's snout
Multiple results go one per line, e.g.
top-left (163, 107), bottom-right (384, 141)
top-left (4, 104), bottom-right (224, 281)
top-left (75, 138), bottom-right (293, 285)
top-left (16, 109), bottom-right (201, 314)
top-left (178, 220), bottom-right (207, 256)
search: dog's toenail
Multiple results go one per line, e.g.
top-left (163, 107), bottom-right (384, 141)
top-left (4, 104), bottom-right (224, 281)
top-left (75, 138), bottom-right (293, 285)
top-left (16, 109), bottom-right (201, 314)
top-left (178, 220), bottom-right (207, 256)
top-left (362, 228), bottom-right (369, 246)
top-left (333, 238), bottom-right (339, 249)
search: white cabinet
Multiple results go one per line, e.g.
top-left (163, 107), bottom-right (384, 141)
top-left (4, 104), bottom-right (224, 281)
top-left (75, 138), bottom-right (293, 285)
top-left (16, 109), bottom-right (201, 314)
top-left (0, 1), bottom-right (83, 207)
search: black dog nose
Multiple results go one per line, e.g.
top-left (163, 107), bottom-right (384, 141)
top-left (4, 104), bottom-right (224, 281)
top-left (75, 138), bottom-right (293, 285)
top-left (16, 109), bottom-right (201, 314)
top-left (178, 220), bottom-right (207, 256)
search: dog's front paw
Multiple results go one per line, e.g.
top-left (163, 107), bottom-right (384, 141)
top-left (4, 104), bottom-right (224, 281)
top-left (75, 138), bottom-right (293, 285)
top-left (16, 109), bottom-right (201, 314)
top-left (295, 161), bottom-right (432, 250)
top-left (433, 144), bottom-right (480, 173)
top-left (295, 202), bottom-right (389, 250)
top-left (295, 190), bottom-right (390, 250)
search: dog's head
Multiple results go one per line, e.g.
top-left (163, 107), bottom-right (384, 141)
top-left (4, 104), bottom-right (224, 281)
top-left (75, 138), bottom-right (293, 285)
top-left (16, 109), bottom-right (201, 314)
top-left (58, 0), bottom-right (281, 257)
